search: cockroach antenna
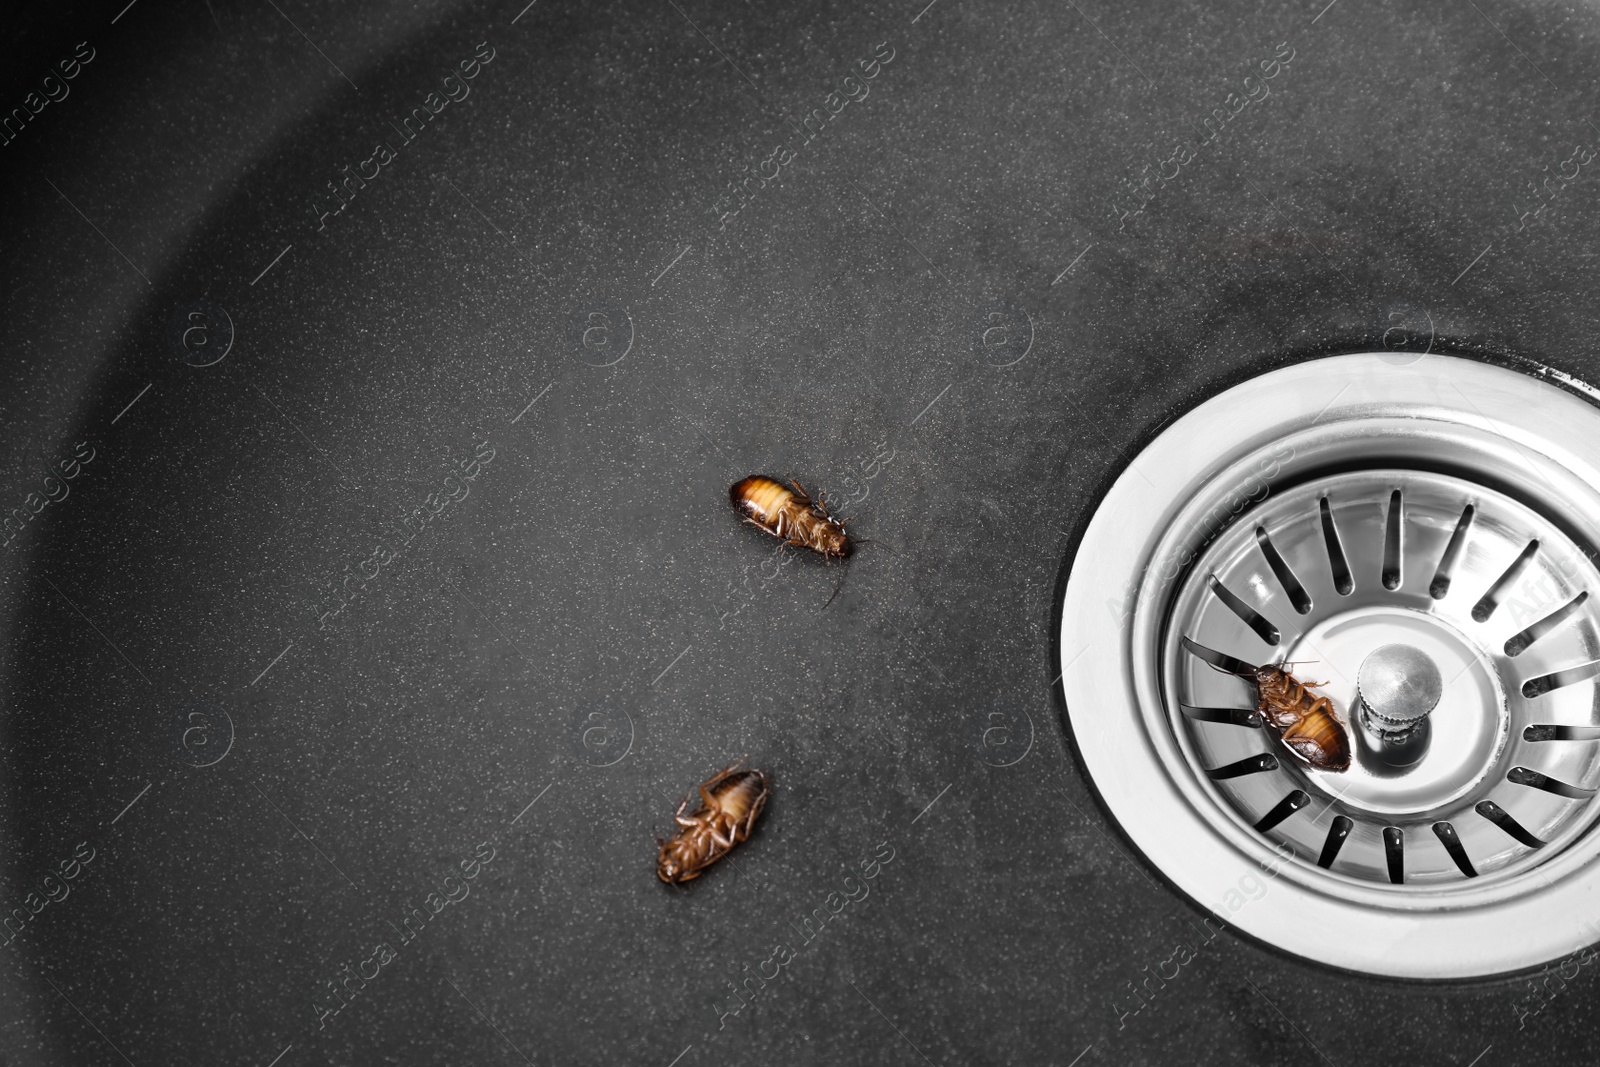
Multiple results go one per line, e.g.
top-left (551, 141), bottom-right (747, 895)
top-left (822, 567), bottom-right (849, 609)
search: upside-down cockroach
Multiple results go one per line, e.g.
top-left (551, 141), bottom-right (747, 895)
top-left (730, 476), bottom-right (853, 560)
top-left (657, 760), bottom-right (771, 884)
top-left (1201, 657), bottom-right (1352, 772)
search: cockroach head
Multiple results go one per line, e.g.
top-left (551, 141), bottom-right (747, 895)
top-left (822, 521), bottom-right (852, 559)
top-left (657, 840), bottom-right (693, 884)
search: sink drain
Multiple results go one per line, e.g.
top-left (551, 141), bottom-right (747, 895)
top-left (1060, 353), bottom-right (1600, 978)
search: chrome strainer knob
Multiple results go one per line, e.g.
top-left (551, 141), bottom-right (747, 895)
top-left (1357, 643), bottom-right (1443, 766)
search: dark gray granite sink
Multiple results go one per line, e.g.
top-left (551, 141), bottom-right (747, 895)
top-left (3, 0), bottom-right (1598, 1063)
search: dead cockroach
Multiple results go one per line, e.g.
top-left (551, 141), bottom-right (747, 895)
top-left (1187, 640), bottom-right (1351, 772)
top-left (1238, 663), bottom-right (1352, 772)
top-left (657, 760), bottom-right (770, 884)
top-left (730, 475), bottom-right (852, 561)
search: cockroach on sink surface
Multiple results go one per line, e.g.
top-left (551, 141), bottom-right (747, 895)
top-left (730, 475), bottom-right (853, 561)
top-left (657, 759), bottom-right (770, 884)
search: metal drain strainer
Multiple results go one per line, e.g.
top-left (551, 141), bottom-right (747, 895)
top-left (1060, 353), bottom-right (1600, 978)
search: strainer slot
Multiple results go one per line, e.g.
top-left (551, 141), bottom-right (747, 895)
top-left (1504, 591), bottom-right (1588, 657)
top-left (1382, 489), bottom-right (1404, 591)
top-left (1253, 790), bottom-right (1310, 832)
top-left (1319, 496), bottom-right (1354, 595)
top-left (1207, 754), bottom-right (1279, 780)
top-left (1507, 766), bottom-right (1596, 800)
top-left (1475, 800), bottom-right (1545, 849)
top-left (1524, 724), bottom-right (1600, 742)
top-left (1383, 826), bottom-right (1404, 884)
top-left (1429, 504), bottom-right (1475, 600)
top-left (1432, 821), bottom-right (1477, 878)
top-left (1521, 660), bottom-right (1600, 698)
top-left (1255, 527), bottom-right (1311, 615)
top-left (1180, 703), bottom-right (1261, 728)
top-left (1207, 575), bottom-right (1280, 646)
top-left (1317, 815), bottom-right (1353, 869)
top-left (1472, 540), bottom-right (1540, 623)
top-left (1181, 637), bottom-right (1254, 676)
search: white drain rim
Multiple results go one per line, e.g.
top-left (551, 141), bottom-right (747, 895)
top-left (1059, 352), bottom-right (1600, 978)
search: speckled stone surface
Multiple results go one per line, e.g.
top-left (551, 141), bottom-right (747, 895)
top-left (5, 0), bottom-right (1600, 1064)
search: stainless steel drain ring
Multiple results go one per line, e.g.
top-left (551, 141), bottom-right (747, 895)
top-left (1060, 353), bottom-right (1600, 978)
